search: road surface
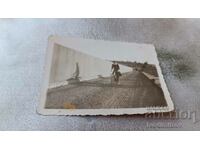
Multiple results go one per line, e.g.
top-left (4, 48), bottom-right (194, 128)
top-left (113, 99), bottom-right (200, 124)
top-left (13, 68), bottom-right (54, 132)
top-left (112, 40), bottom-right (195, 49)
top-left (45, 70), bottom-right (167, 109)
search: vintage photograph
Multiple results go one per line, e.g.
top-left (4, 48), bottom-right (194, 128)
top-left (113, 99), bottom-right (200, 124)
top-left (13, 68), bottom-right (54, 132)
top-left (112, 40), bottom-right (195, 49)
top-left (38, 35), bottom-right (174, 115)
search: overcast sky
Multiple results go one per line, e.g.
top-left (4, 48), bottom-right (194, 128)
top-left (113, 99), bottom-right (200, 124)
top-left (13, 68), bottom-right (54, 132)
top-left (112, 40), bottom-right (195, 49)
top-left (54, 36), bottom-right (157, 64)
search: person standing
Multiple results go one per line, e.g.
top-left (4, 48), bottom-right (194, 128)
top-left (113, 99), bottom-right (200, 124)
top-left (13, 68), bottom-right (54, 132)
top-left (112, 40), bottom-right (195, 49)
top-left (111, 61), bottom-right (121, 84)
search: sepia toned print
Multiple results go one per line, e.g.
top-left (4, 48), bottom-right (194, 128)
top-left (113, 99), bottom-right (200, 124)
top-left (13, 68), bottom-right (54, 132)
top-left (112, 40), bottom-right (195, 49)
top-left (38, 36), bottom-right (174, 115)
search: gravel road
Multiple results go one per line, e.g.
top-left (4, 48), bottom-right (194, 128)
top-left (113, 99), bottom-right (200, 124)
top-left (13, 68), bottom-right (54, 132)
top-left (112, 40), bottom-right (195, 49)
top-left (45, 70), bottom-right (167, 109)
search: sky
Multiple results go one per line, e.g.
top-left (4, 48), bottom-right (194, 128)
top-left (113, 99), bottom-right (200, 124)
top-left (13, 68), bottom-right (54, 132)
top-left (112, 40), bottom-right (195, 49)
top-left (52, 36), bottom-right (157, 64)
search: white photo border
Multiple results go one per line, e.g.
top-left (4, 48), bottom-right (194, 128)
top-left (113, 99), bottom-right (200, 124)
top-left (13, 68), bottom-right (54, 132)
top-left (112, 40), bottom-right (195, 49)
top-left (37, 35), bottom-right (174, 115)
